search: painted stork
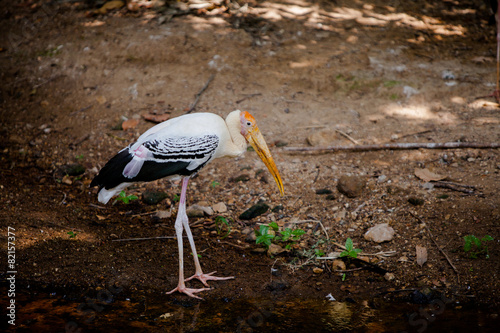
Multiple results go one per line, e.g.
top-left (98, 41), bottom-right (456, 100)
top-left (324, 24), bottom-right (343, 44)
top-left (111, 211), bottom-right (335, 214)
top-left (90, 110), bottom-right (284, 298)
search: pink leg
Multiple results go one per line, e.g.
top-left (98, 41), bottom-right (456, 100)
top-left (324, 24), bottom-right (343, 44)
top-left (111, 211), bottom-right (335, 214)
top-left (183, 215), bottom-right (235, 286)
top-left (166, 177), bottom-right (210, 299)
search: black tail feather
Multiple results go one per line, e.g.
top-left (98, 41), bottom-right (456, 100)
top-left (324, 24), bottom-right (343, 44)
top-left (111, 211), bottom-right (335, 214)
top-left (90, 148), bottom-right (133, 190)
top-left (90, 147), bottom-right (194, 190)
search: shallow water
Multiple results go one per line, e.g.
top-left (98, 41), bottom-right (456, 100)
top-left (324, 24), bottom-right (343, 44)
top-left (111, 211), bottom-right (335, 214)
top-left (1, 282), bottom-right (498, 332)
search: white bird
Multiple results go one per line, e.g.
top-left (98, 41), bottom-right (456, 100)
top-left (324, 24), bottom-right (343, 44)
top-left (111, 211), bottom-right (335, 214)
top-left (90, 110), bottom-right (284, 298)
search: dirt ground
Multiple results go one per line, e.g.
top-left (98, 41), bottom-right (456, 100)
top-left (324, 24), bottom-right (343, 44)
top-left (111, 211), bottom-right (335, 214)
top-left (1, 0), bottom-right (499, 320)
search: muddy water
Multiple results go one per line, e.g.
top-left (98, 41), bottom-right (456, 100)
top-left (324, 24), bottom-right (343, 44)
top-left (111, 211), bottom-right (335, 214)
top-left (1, 283), bottom-right (498, 332)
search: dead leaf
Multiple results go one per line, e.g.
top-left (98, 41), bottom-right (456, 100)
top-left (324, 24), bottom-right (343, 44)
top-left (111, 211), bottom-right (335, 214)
top-left (414, 168), bottom-right (446, 182)
top-left (416, 245), bottom-right (427, 267)
top-left (95, 1), bottom-right (124, 15)
top-left (142, 112), bottom-right (170, 123)
top-left (122, 118), bottom-right (139, 130)
top-left (96, 215), bottom-right (107, 221)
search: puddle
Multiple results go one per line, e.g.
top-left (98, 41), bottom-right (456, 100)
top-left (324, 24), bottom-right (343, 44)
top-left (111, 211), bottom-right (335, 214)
top-left (1, 282), bottom-right (498, 332)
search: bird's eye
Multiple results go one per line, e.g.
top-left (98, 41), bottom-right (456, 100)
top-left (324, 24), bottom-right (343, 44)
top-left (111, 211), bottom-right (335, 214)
top-left (246, 121), bottom-right (252, 126)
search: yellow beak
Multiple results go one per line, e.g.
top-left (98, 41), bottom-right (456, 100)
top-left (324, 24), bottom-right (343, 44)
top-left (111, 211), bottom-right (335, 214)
top-left (246, 127), bottom-right (285, 196)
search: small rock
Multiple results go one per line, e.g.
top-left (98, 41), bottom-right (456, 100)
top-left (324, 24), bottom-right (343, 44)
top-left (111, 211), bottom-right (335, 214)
top-left (187, 204), bottom-right (213, 217)
top-left (403, 86), bottom-right (418, 98)
top-left (326, 194), bottom-right (336, 200)
top-left (122, 118), bottom-right (139, 130)
top-left (156, 210), bottom-right (171, 219)
top-left (364, 223), bottom-right (395, 243)
top-left (212, 202), bottom-right (227, 213)
top-left (441, 70), bottom-right (455, 80)
top-left (315, 188), bottom-right (333, 195)
top-left (337, 175), bottom-right (366, 198)
top-left (408, 197), bottom-right (425, 206)
top-left (274, 140), bottom-right (288, 147)
top-left (332, 259), bottom-right (346, 271)
top-left (313, 267), bottom-right (324, 274)
top-left (266, 280), bottom-right (290, 291)
top-left (377, 175), bottom-right (387, 183)
top-left (307, 129), bottom-right (338, 146)
top-left (62, 175), bottom-right (72, 185)
top-left (268, 243), bottom-right (285, 256)
top-left (142, 190), bottom-right (169, 205)
top-left (60, 163), bottom-right (85, 176)
top-left (244, 230), bottom-right (256, 243)
top-left (239, 202), bottom-right (269, 220)
top-left (384, 272), bottom-right (395, 281)
top-left (232, 174), bottom-right (250, 182)
top-left (272, 205), bottom-right (284, 213)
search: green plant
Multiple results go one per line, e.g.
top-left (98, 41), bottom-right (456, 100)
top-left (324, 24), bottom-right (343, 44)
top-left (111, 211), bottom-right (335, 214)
top-left (463, 235), bottom-right (494, 259)
top-left (215, 216), bottom-right (231, 239)
top-left (173, 194), bottom-right (180, 203)
top-left (67, 231), bottom-right (77, 239)
top-left (255, 223), bottom-right (305, 250)
top-left (210, 181), bottom-right (220, 188)
top-left (315, 249), bottom-right (325, 257)
top-left (256, 225), bottom-right (275, 249)
top-left (340, 238), bottom-right (362, 259)
top-left (342, 273), bottom-right (346, 281)
top-left (114, 191), bottom-right (138, 204)
top-left (75, 154), bottom-right (84, 161)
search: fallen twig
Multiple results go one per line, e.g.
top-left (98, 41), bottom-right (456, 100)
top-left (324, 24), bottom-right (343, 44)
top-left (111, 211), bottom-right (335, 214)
top-left (112, 236), bottom-right (180, 242)
top-left (335, 129), bottom-right (359, 145)
top-left (236, 93), bottom-right (262, 104)
top-left (284, 142), bottom-right (500, 153)
top-left (186, 74), bottom-right (215, 113)
top-left (410, 212), bottom-right (460, 283)
top-left (291, 219), bottom-right (329, 239)
top-left (433, 181), bottom-right (476, 194)
top-left (70, 105), bottom-right (93, 116)
top-left (220, 241), bottom-right (249, 250)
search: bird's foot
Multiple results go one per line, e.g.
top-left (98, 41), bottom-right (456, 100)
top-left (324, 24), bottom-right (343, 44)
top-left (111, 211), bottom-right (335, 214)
top-left (166, 284), bottom-right (211, 300)
top-left (185, 271), bottom-right (235, 287)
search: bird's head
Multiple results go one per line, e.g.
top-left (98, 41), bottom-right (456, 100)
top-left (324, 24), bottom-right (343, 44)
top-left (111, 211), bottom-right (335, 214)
top-left (240, 111), bottom-right (285, 196)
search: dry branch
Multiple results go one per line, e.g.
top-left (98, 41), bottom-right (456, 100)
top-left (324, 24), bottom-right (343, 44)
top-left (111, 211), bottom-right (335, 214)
top-left (410, 212), bottom-right (460, 283)
top-left (186, 74), bottom-right (215, 114)
top-left (284, 142), bottom-right (500, 153)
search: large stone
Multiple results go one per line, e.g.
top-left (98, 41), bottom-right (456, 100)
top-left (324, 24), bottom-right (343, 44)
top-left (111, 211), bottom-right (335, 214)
top-left (337, 175), bottom-right (366, 198)
top-left (364, 223), bottom-right (395, 243)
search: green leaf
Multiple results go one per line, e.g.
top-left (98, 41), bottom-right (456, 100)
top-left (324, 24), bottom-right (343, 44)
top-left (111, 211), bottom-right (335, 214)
top-left (269, 221), bottom-right (279, 232)
top-left (345, 238), bottom-right (354, 251)
top-left (482, 235), bottom-right (494, 242)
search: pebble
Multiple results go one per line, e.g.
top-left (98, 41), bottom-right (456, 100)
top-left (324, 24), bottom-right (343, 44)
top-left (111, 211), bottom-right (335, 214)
top-left (155, 210), bottom-right (171, 219)
top-left (364, 223), bottom-right (395, 243)
top-left (337, 175), bottom-right (366, 198)
top-left (316, 188), bottom-right (333, 195)
top-left (212, 202), bottom-right (227, 213)
top-left (384, 272), bottom-right (395, 281)
top-left (239, 202), bottom-right (269, 220)
top-left (408, 197), bottom-right (425, 206)
top-left (313, 267), bottom-right (324, 274)
top-left (307, 129), bottom-right (339, 146)
top-left (332, 259), bottom-right (346, 271)
top-left (267, 243), bottom-right (285, 256)
top-left (60, 163), bottom-right (85, 176)
top-left (141, 190), bottom-right (169, 205)
top-left (187, 204), bottom-right (213, 218)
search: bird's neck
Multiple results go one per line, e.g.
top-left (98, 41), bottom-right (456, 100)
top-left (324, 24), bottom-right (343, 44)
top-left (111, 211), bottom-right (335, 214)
top-left (225, 110), bottom-right (247, 157)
